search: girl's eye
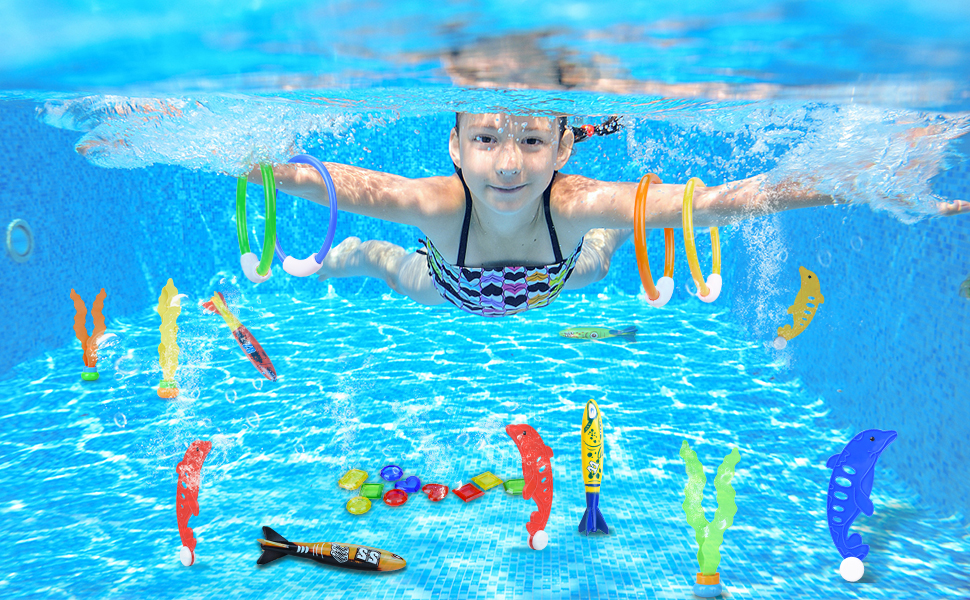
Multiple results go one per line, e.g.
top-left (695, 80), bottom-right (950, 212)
top-left (522, 137), bottom-right (544, 146)
top-left (474, 135), bottom-right (496, 144)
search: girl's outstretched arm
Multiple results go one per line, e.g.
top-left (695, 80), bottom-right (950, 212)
top-left (566, 174), bottom-right (969, 231)
top-left (245, 163), bottom-right (462, 228)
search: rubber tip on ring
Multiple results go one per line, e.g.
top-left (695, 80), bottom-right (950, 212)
top-left (179, 545), bottom-right (195, 566)
top-left (282, 255), bottom-right (324, 277)
top-left (772, 336), bottom-right (788, 350)
top-left (698, 274), bottom-right (722, 303)
top-left (241, 252), bottom-right (272, 284)
top-left (646, 276), bottom-right (675, 308)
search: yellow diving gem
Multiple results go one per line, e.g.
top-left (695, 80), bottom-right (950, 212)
top-left (156, 279), bottom-right (182, 398)
top-left (338, 469), bottom-right (369, 491)
top-left (774, 266), bottom-right (824, 349)
top-left (472, 472), bottom-right (503, 491)
top-left (346, 496), bottom-right (372, 515)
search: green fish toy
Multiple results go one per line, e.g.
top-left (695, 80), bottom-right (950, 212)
top-left (559, 326), bottom-right (637, 341)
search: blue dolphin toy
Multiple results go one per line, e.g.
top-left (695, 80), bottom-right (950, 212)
top-left (825, 429), bottom-right (897, 561)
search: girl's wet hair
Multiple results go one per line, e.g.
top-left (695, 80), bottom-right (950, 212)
top-left (454, 114), bottom-right (622, 143)
top-left (569, 116), bottom-right (622, 143)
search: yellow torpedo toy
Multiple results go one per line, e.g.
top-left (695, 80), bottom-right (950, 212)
top-left (774, 266), bottom-right (824, 350)
top-left (579, 399), bottom-right (609, 535)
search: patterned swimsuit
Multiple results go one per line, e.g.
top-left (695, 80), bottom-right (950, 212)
top-left (423, 172), bottom-right (584, 318)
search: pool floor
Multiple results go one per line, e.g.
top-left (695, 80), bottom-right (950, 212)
top-left (0, 288), bottom-right (967, 599)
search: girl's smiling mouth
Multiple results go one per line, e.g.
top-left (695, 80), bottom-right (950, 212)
top-left (489, 184), bottom-right (526, 193)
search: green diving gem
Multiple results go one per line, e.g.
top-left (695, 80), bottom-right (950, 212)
top-left (503, 478), bottom-right (525, 495)
top-left (360, 483), bottom-right (384, 499)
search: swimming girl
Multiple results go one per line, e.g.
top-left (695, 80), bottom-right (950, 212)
top-left (247, 112), bottom-right (968, 317)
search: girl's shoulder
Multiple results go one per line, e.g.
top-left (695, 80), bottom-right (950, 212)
top-left (551, 173), bottom-right (638, 234)
top-left (410, 174), bottom-right (467, 238)
top-left (402, 173), bottom-right (466, 223)
top-left (550, 173), bottom-right (612, 219)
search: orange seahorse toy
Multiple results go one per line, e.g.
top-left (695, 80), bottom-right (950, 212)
top-left (70, 288), bottom-right (107, 381)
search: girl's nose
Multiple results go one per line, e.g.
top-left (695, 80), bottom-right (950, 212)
top-left (496, 139), bottom-right (523, 176)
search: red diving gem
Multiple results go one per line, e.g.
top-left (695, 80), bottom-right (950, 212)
top-left (452, 482), bottom-right (485, 502)
top-left (383, 489), bottom-right (409, 506)
top-left (422, 484), bottom-right (449, 502)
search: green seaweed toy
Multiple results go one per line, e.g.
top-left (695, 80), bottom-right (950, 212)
top-left (679, 441), bottom-right (741, 598)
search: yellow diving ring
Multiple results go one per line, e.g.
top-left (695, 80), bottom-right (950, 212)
top-left (681, 177), bottom-right (722, 303)
top-left (633, 173), bottom-right (675, 307)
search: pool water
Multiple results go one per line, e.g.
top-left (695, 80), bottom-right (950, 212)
top-left (2, 1), bottom-right (970, 599)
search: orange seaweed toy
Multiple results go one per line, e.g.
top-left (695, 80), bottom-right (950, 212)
top-left (70, 288), bottom-right (107, 381)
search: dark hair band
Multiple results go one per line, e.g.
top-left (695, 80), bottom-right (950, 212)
top-left (454, 114), bottom-right (622, 144)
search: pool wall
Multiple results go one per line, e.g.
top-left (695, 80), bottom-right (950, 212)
top-left (1, 100), bottom-right (968, 518)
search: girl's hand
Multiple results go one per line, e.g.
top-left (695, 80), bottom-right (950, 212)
top-left (935, 199), bottom-right (970, 216)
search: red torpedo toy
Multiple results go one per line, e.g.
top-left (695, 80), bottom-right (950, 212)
top-left (201, 292), bottom-right (277, 381)
top-left (506, 424), bottom-right (554, 550)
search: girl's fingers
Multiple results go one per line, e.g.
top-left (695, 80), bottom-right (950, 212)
top-left (937, 199), bottom-right (970, 216)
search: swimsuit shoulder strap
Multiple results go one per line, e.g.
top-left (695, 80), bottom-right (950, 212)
top-left (455, 169), bottom-right (562, 266)
top-left (543, 172), bottom-right (563, 263)
top-left (456, 169), bottom-right (473, 268)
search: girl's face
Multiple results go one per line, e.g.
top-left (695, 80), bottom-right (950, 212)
top-left (449, 113), bottom-right (573, 216)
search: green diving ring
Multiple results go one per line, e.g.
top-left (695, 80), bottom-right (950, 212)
top-left (236, 164), bottom-right (278, 283)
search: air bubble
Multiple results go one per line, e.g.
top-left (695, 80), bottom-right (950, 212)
top-left (113, 412), bottom-right (127, 428)
top-left (817, 250), bottom-right (832, 268)
top-left (225, 390), bottom-right (237, 404)
top-left (97, 333), bottom-right (119, 349)
top-left (246, 411), bottom-right (260, 429)
top-left (850, 237), bottom-right (863, 251)
top-left (114, 352), bottom-right (139, 377)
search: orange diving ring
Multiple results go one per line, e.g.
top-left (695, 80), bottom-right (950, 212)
top-left (633, 174), bottom-right (675, 307)
top-left (681, 177), bottom-right (721, 303)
